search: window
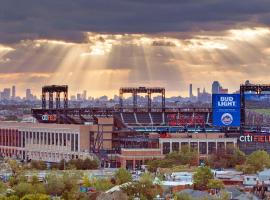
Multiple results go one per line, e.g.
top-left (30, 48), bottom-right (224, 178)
top-left (172, 142), bottom-right (179, 152)
top-left (56, 133), bottom-right (58, 145)
top-left (59, 133), bottom-right (62, 146)
top-left (37, 132), bottom-right (39, 144)
top-left (52, 133), bottom-right (54, 145)
top-left (75, 134), bottom-right (78, 151)
top-left (63, 133), bottom-right (66, 146)
top-left (40, 132), bottom-right (43, 144)
top-left (48, 133), bottom-right (51, 145)
top-left (44, 133), bottom-right (47, 145)
top-left (162, 142), bottom-right (170, 154)
top-left (71, 134), bottom-right (74, 151)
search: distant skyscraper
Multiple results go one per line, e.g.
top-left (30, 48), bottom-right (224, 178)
top-left (197, 88), bottom-right (200, 98)
top-left (82, 90), bottom-right (87, 100)
top-left (77, 93), bottom-right (81, 101)
top-left (2, 88), bottom-right (11, 100)
top-left (189, 84), bottom-right (193, 98)
top-left (12, 85), bottom-right (16, 99)
top-left (212, 81), bottom-right (220, 94)
top-left (26, 89), bottom-right (31, 100)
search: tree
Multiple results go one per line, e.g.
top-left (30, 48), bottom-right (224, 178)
top-left (7, 159), bottom-right (22, 178)
top-left (83, 175), bottom-right (114, 192)
top-left (114, 168), bottom-right (132, 185)
top-left (121, 178), bottom-right (162, 200)
top-left (193, 166), bottom-right (213, 190)
top-left (82, 158), bottom-right (99, 170)
top-left (45, 174), bottom-right (65, 196)
top-left (147, 145), bottom-right (199, 172)
top-left (20, 194), bottom-right (50, 200)
top-left (0, 181), bottom-right (7, 194)
top-left (0, 195), bottom-right (19, 200)
top-left (174, 193), bottom-right (194, 200)
top-left (246, 150), bottom-right (270, 172)
top-left (13, 183), bottom-right (35, 198)
top-left (207, 179), bottom-right (224, 190)
top-left (139, 172), bottom-right (153, 185)
top-left (209, 147), bottom-right (246, 169)
top-left (30, 161), bottom-right (47, 170)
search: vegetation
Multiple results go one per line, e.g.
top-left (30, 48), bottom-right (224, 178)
top-left (174, 193), bottom-right (195, 200)
top-left (30, 161), bottom-right (47, 170)
top-left (236, 150), bottom-right (270, 173)
top-left (207, 179), bottom-right (224, 190)
top-left (208, 147), bottom-right (246, 169)
top-left (193, 166), bottom-right (213, 190)
top-left (114, 168), bottom-right (132, 184)
top-left (147, 145), bottom-right (198, 172)
top-left (82, 176), bottom-right (114, 192)
top-left (121, 175), bottom-right (163, 200)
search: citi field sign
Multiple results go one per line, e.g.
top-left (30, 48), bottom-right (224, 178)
top-left (41, 114), bottom-right (57, 122)
top-left (239, 133), bottom-right (270, 143)
top-left (212, 94), bottom-right (241, 127)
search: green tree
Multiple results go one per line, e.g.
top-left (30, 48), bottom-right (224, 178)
top-left (30, 161), bottom-right (47, 170)
top-left (246, 150), bottom-right (270, 172)
top-left (20, 194), bottom-right (50, 200)
top-left (0, 195), bottom-right (19, 200)
top-left (82, 158), bottom-right (98, 170)
top-left (0, 181), bottom-right (7, 193)
top-left (30, 176), bottom-right (40, 185)
top-left (121, 180), bottom-right (162, 200)
top-left (207, 179), bottom-right (224, 190)
top-left (174, 193), bottom-right (194, 200)
top-left (139, 172), bottom-right (153, 185)
top-left (231, 148), bottom-right (246, 166)
top-left (8, 159), bottom-right (22, 178)
top-left (45, 174), bottom-right (65, 196)
top-left (209, 147), bottom-right (246, 169)
top-left (193, 166), bottom-right (213, 190)
top-left (13, 183), bottom-right (35, 198)
top-left (114, 168), bottom-right (132, 185)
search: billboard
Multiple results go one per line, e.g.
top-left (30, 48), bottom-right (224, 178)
top-left (212, 94), bottom-right (241, 127)
top-left (245, 94), bottom-right (270, 126)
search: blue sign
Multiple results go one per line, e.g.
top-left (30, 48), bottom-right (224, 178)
top-left (212, 94), bottom-right (241, 127)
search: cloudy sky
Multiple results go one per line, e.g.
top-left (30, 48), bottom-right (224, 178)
top-left (1, 0), bottom-right (270, 97)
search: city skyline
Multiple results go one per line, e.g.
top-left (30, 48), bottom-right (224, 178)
top-left (0, 80), bottom-right (235, 100)
top-left (1, 1), bottom-right (270, 97)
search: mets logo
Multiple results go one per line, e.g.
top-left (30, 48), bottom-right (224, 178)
top-left (221, 113), bottom-right (233, 125)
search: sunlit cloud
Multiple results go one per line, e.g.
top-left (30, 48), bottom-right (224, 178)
top-left (1, 26), bottom-right (270, 97)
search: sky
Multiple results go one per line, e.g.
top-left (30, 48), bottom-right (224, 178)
top-left (1, 0), bottom-right (270, 98)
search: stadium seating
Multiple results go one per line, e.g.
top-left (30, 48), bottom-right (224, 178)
top-left (151, 112), bottom-right (164, 124)
top-left (122, 113), bottom-right (137, 124)
top-left (136, 113), bottom-right (151, 124)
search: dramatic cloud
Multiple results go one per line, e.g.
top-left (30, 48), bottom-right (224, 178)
top-left (1, 27), bottom-right (270, 97)
top-left (1, 1), bottom-right (270, 97)
top-left (1, 0), bottom-right (270, 44)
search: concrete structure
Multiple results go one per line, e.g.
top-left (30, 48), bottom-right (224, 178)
top-left (116, 148), bottom-right (164, 169)
top-left (0, 122), bottom-right (101, 162)
top-left (159, 133), bottom-right (237, 155)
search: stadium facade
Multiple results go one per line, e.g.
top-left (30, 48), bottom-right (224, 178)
top-left (0, 85), bottom-right (270, 169)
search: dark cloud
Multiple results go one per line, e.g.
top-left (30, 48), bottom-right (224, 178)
top-left (0, 0), bottom-right (270, 43)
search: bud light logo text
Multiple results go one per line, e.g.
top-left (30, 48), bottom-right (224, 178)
top-left (218, 97), bottom-right (236, 107)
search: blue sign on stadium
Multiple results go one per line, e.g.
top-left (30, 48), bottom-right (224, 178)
top-left (212, 94), bottom-right (241, 127)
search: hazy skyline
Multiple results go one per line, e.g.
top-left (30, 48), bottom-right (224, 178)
top-left (1, 1), bottom-right (270, 97)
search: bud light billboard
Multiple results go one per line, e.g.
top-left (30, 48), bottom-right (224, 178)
top-left (212, 94), bottom-right (241, 127)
